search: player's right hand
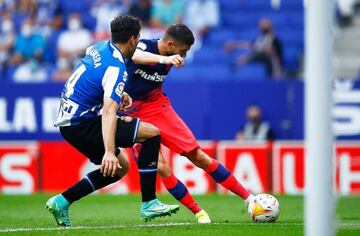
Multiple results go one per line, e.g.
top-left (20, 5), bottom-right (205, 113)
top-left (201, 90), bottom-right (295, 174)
top-left (100, 152), bottom-right (121, 177)
top-left (165, 55), bottom-right (184, 68)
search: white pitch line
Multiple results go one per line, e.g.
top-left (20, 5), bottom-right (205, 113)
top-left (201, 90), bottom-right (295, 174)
top-left (1, 223), bottom-right (193, 233)
top-left (0, 222), bottom-right (359, 233)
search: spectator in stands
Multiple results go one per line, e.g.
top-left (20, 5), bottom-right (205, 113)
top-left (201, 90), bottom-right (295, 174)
top-left (92, 0), bottom-right (128, 40)
top-left (151, 0), bottom-right (184, 29)
top-left (224, 18), bottom-right (283, 78)
top-left (0, 14), bottom-right (15, 76)
top-left (52, 56), bottom-right (72, 82)
top-left (57, 13), bottom-right (92, 68)
top-left (184, 0), bottom-right (220, 60)
top-left (13, 58), bottom-right (48, 83)
top-left (0, 1), bottom-right (16, 13)
top-left (52, 0), bottom-right (93, 29)
top-left (129, 0), bottom-right (151, 27)
top-left (10, 0), bottom-right (37, 25)
top-left (337, 0), bottom-right (356, 26)
top-left (184, 0), bottom-right (219, 44)
top-left (33, 0), bottom-right (59, 38)
top-left (11, 18), bottom-right (46, 65)
top-left (235, 105), bottom-right (274, 141)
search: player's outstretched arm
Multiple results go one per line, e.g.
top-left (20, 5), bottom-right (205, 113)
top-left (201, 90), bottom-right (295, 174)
top-left (132, 49), bottom-right (184, 68)
top-left (101, 97), bottom-right (122, 177)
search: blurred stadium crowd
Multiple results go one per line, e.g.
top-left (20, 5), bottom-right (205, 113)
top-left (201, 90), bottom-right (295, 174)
top-left (1, 0), bottom-right (358, 83)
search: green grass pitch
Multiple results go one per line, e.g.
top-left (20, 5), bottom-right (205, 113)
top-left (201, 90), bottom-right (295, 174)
top-left (0, 194), bottom-right (359, 235)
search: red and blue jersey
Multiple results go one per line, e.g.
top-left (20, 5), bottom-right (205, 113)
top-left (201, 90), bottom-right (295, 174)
top-left (121, 39), bottom-right (200, 153)
top-left (125, 39), bottom-right (172, 101)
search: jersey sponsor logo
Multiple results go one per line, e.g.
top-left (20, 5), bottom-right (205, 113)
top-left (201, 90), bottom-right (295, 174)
top-left (134, 68), bottom-right (166, 82)
top-left (54, 98), bottom-right (79, 127)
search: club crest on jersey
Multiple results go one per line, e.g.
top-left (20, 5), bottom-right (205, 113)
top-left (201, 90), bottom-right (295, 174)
top-left (116, 71), bottom-right (127, 96)
top-left (116, 82), bottom-right (125, 97)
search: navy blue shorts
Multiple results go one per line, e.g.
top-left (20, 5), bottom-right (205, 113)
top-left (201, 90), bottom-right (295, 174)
top-left (60, 115), bottom-right (140, 165)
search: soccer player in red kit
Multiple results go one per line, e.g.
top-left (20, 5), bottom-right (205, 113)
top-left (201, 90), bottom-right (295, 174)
top-left (123, 24), bottom-right (255, 223)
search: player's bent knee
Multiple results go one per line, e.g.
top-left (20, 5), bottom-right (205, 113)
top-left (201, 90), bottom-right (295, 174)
top-left (185, 148), bottom-right (211, 169)
top-left (146, 123), bottom-right (160, 137)
top-left (115, 152), bottom-right (130, 177)
top-left (136, 122), bottom-right (160, 142)
top-left (115, 163), bottom-right (129, 178)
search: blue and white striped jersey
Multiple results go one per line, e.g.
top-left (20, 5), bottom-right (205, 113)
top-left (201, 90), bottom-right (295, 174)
top-left (54, 40), bottom-right (128, 127)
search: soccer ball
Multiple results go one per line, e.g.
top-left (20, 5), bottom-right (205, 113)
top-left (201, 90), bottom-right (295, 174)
top-left (248, 194), bottom-right (280, 223)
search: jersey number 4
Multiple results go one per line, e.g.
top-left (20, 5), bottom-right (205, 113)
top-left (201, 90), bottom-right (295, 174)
top-left (65, 64), bottom-right (86, 97)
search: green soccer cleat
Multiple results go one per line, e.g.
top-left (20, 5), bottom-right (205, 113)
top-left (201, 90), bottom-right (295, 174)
top-left (45, 194), bottom-right (71, 227)
top-left (140, 199), bottom-right (178, 222)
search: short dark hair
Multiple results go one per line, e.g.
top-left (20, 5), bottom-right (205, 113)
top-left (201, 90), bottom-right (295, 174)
top-left (110, 15), bottom-right (141, 44)
top-left (164, 24), bottom-right (195, 46)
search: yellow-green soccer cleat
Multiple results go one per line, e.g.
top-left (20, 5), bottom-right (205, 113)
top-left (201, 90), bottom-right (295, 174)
top-left (45, 194), bottom-right (71, 227)
top-left (195, 209), bottom-right (211, 224)
top-left (140, 199), bottom-right (178, 222)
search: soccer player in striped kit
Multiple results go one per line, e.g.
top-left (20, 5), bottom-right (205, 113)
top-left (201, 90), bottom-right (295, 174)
top-left (46, 16), bottom-right (176, 227)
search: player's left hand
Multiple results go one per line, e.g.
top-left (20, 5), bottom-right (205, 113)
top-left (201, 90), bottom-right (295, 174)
top-left (120, 92), bottom-right (132, 112)
top-left (101, 152), bottom-right (121, 177)
top-left (165, 55), bottom-right (184, 68)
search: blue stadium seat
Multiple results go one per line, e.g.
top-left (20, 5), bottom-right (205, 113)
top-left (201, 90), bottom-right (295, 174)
top-left (222, 13), bottom-right (260, 28)
top-left (5, 65), bottom-right (17, 82)
top-left (281, 0), bottom-right (304, 10)
top-left (283, 47), bottom-right (301, 72)
top-left (278, 30), bottom-right (304, 49)
top-left (167, 65), bottom-right (231, 82)
top-left (81, 12), bottom-right (97, 32)
top-left (43, 30), bottom-right (61, 63)
top-left (0, 68), bottom-right (4, 82)
top-left (206, 28), bottom-right (238, 44)
top-left (287, 12), bottom-right (304, 28)
top-left (193, 48), bottom-right (229, 65)
top-left (167, 66), bottom-right (198, 81)
top-left (237, 30), bottom-right (259, 41)
top-left (233, 64), bottom-right (267, 80)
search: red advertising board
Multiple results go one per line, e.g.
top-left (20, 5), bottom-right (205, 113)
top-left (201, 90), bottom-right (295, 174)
top-left (272, 142), bottom-right (304, 194)
top-left (108, 141), bottom-right (217, 194)
top-left (217, 141), bottom-right (271, 194)
top-left (1, 141), bottom-right (359, 195)
top-left (40, 142), bottom-right (90, 192)
top-left (0, 142), bottom-right (39, 194)
top-left (40, 142), bottom-right (141, 194)
top-left (335, 143), bottom-right (360, 194)
top-left (273, 142), bottom-right (360, 194)
top-left (39, 141), bottom-right (217, 194)
top-left (160, 141), bottom-right (217, 194)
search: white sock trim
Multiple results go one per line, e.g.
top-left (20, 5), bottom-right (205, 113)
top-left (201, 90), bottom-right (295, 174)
top-left (85, 176), bottom-right (96, 192)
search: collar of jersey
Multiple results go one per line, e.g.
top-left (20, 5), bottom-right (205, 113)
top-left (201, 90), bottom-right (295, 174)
top-left (109, 41), bottom-right (125, 63)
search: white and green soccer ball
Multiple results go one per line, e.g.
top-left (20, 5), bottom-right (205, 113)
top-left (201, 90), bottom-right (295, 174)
top-left (248, 194), bottom-right (280, 223)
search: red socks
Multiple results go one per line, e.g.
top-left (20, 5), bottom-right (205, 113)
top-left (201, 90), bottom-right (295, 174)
top-left (162, 174), bottom-right (202, 214)
top-left (205, 159), bottom-right (251, 200)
